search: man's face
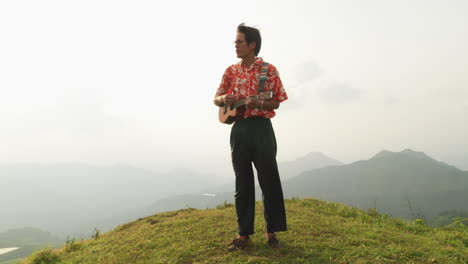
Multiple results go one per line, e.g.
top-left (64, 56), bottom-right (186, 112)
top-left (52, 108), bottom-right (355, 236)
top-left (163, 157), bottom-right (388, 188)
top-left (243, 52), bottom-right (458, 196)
top-left (235, 32), bottom-right (256, 59)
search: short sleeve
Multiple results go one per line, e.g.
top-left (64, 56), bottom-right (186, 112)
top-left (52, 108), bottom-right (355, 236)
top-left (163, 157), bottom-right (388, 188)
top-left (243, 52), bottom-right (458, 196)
top-left (268, 64), bottom-right (288, 103)
top-left (215, 67), bottom-right (234, 97)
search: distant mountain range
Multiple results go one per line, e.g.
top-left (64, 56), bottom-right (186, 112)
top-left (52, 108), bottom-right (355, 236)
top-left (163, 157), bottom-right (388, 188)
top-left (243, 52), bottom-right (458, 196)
top-left (2, 149), bottom-right (466, 237)
top-left (189, 151), bottom-right (344, 193)
top-left (146, 149), bottom-right (468, 224)
top-left (283, 149), bottom-right (468, 221)
top-left (279, 152), bottom-right (344, 180)
top-left (0, 151), bottom-right (337, 236)
top-left (145, 152), bottom-right (343, 212)
top-left (0, 164), bottom-right (228, 235)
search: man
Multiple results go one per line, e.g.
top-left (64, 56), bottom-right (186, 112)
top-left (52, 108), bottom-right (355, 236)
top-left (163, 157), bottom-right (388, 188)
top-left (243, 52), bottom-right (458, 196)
top-left (213, 23), bottom-right (288, 251)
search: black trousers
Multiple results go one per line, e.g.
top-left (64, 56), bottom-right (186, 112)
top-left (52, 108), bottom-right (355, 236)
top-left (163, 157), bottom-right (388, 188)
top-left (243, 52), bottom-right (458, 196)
top-left (230, 116), bottom-right (287, 236)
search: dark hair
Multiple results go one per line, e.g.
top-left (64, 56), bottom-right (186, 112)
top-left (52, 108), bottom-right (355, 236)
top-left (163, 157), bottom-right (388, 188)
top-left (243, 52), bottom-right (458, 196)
top-left (237, 23), bottom-right (261, 56)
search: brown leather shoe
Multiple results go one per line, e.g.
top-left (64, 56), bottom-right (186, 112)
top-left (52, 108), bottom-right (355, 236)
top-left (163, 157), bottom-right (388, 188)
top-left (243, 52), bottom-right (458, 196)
top-left (267, 234), bottom-right (280, 248)
top-left (227, 237), bottom-right (250, 252)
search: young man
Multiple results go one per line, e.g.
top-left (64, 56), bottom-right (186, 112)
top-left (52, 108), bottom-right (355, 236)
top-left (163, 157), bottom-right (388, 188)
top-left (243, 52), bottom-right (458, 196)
top-left (213, 24), bottom-right (288, 251)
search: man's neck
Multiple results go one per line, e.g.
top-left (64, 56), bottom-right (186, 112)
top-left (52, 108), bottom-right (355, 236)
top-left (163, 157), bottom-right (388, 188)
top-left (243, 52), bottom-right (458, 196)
top-left (241, 55), bottom-right (256, 66)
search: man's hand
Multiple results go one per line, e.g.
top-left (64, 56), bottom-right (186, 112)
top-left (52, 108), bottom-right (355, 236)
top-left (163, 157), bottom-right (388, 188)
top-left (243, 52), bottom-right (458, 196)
top-left (246, 99), bottom-right (262, 109)
top-left (223, 94), bottom-right (238, 105)
top-left (214, 94), bottom-right (238, 107)
top-left (246, 99), bottom-right (280, 110)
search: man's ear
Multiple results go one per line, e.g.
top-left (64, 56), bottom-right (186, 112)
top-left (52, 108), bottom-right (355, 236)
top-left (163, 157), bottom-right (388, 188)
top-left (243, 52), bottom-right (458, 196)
top-left (249, 41), bottom-right (256, 51)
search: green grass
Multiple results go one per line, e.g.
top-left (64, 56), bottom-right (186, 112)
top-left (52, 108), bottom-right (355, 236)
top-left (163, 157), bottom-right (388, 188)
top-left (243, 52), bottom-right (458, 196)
top-left (22, 198), bottom-right (467, 264)
top-left (439, 218), bottom-right (468, 231)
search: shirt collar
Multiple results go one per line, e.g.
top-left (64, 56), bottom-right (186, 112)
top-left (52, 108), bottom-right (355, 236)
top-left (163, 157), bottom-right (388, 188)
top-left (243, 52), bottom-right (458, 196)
top-left (238, 57), bottom-right (264, 71)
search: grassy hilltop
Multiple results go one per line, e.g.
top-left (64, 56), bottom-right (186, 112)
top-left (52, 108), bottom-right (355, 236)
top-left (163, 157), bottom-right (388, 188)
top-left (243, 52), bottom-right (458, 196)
top-left (22, 198), bottom-right (467, 264)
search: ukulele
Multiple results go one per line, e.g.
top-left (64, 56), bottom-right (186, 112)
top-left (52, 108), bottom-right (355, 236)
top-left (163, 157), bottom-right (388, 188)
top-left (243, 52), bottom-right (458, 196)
top-left (218, 91), bottom-right (273, 124)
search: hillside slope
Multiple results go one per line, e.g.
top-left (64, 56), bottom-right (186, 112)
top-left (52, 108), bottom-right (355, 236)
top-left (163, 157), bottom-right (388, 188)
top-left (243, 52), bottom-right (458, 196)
top-left (23, 199), bottom-right (467, 264)
top-left (0, 227), bottom-right (63, 264)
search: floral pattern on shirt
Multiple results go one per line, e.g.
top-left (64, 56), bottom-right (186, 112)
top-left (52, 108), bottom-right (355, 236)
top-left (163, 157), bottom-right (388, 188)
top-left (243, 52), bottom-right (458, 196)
top-left (215, 57), bottom-right (288, 119)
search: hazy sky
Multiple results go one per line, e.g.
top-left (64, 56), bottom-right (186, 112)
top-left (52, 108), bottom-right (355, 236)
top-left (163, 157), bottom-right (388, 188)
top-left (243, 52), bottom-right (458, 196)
top-left (1, 0), bottom-right (467, 173)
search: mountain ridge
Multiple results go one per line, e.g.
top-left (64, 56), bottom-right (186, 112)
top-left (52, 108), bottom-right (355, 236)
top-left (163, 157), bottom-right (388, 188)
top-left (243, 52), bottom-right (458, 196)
top-left (371, 149), bottom-right (434, 161)
top-left (284, 149), bottom-right (468, 222)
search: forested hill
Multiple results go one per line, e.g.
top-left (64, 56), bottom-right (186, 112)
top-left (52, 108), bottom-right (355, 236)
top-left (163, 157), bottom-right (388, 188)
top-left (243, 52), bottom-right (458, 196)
top-left (283, 149), bottom-right (468, 221)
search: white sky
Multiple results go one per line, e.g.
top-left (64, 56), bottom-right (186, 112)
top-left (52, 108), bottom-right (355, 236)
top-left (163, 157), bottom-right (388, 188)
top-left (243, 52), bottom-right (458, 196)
top-left (1, 0), bottom-right (467, 173)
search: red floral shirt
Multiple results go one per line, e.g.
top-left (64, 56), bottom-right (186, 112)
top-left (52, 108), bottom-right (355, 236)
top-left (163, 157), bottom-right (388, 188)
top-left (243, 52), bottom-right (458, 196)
top-left (215, 57), bottom-right (288, 119)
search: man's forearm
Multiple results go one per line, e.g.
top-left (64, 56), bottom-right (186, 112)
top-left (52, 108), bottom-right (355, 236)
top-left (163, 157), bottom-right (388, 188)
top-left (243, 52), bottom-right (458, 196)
top-left (260, 100), bottom-right (280, 111)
